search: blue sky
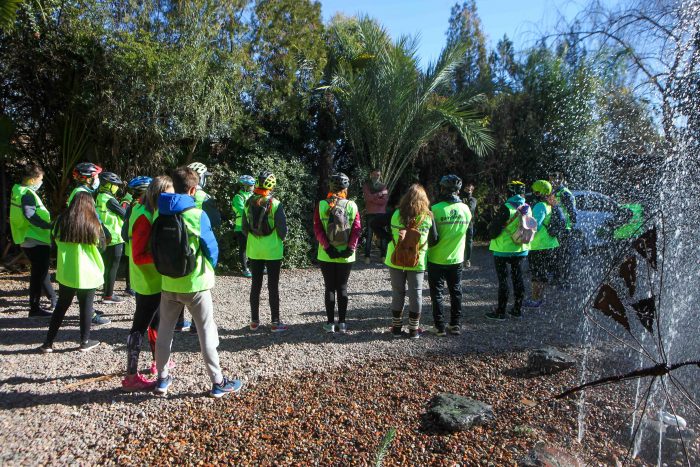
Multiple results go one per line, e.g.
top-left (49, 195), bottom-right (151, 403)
top-left (320, 0), bottom-right (589, 67)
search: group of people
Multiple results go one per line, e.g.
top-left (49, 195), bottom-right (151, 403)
top-left (9, 160), bottom-right (575, 397)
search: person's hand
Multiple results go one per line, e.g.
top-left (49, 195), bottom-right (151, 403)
top-left (340, 248), bottom-right (354, 258)
top-left (325, 246), bottom-right (341, 259)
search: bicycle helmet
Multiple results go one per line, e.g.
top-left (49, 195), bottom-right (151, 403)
top-left (187, 162), bottom-right (210, 176)
top-left (531, 180), bottom-right (552, 196)
top-left (99, 172), bottom-right (123, 186)
top-left (256, 170), bottom-right (276, 190)
top-left (439, 174), bottom-right (462, 193)
top-left (507, 180), bottom-right (526, 195)
top-left (127, 176), bottom-right (153, 193)
top-left (329, 173), bottom-right (350, 192)
top-left (239, 175), bottom-right (255, 186)
top-left (72, 162), bottom-right (102, 182)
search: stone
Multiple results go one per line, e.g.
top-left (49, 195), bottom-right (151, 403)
top-left (527, 347), bottom-right (576, 375)
top-left (519, 442), bottom-right (583, 467)
top-left (427, 393), bottom-right (494, 432)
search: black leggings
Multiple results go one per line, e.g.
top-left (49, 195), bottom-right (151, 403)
top-left (127, 292), bottom-right (161, 375)
top-left (319, 261), bottom-right (353, 323)
top-left (494, 256), bottom-right (525, 314)
top-left (235, 231), bottom-right (249, 271)
top-left (249, 259), bottom-right (281, 323)
top-left (45, 285), bottom-right (95, 344)
top-left (102, 243), bottom-right (123, 297)
top-left (22, 245), bottom-right (56, 311)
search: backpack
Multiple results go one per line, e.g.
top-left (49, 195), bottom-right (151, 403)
top-left (150, 207), bottom-right (197, 278)
top-left (325, 198), bottom-right (351, 247)
top-left (546, 204), bottom-right (567, 240)
top-left (508, 204), bottom-right (537, 245)
top-left (391, 214), bottom-right (428, 268)
top-left (247, 196), bottom-right (275, 237)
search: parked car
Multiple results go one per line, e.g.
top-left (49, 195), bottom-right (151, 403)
top-left (570, 190), bottom-right (640, 254)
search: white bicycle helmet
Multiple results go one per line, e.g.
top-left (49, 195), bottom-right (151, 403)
top-left (187, 162), bottom-right (211, 187)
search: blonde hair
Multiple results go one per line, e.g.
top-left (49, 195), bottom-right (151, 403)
top-left (144, 175), bottom-right (173, 213)
top-left (398, 184), bottom-right (430, 225)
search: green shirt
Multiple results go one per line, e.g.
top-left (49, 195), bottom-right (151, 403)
top-left (96, 191), bottom-right (125, 246)
top-left (10, 184), bottom-right (51, 245)
top-left (529, 202), bottom-right (560, 251)
top-left (384, 209), bottom-right (433, 272)
top-left (316, 198), bottom-right (358, 263)
top-left (427, 200), bottom-right (472, 265)
top-left (127, 203), bottom-right (162, 295)
top-left (245, 197), bottom-right (284, 261)
top-left (231, 190), bottom-right (252, 232)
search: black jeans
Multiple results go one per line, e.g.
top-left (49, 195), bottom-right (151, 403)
top-left (529, 249), bottom-right (556, 283)
top-left (553, 231), bottom-right (573, 283)
top-left (428, 262), bottom-right (463, 329)
top-left (494, 255), bottom-right (525, 314)
top-left (22, 245), bottom-right (56, 312)
top-left (249, 259), bottom-right (281, 323)
top-left (127, 292), bottom-right (161, 374)
top-left (465, 226), bottom-right (474, 262)
top-left (319, 261), bottom-right (353, 323)
top-left (102, 243), bottom-right (123, 297)
top-left (364, 213), bottom-right (387, 258)
top-left (45, 285), bottom-right (95, 344)
top-left (235, 231), bottom-right (249, 272)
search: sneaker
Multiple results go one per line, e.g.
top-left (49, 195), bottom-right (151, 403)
top-left (364, 257), bottom-right (371, 264)
top-left (175, 320), bottom-right (191, 332)
top-left (210, 377), bottom-right (244, 398)
top-left (391, 326), bottom-right (405, 338)
top-left (102, 295), bottom-right (124, 304)
top-left (154, 375), bottom-right (173, 395)
top-left (523, 299), bottom-right (542, 309)
top-left (150, 359), bottom-right (176, 376)
top-left (485, 312), bottom-right (506, 321)
top-left (92, 313), bottom-right (111, 325)
top-left (249, 321), bottom-right (260, 331)
top-left (323, 323), bottom-right (335, 333)
top-left (271, 322), bottom-right (288, 333)
top-left (337, 322), bottom-right (347, 334)
top-left (94, 309), bottom-right (105, 316)
top-left (446, 325), bottom-right (462, 335)
top-left (79, 339), bottom-right (100, 352)
top-left (124, 288), bottom-right (136, 297)
top-left (408, 329), bottom-right (421, 339)
top-left (39, 343), bottom-right (53, 353)
top-left (121, 373), bottom-right (156, 392)
top-left (427, 326), bottom-right (447, 337)
top-left (242, 269), bottom-right (252, 278)
top-left (508, 310), bottom-right (523, 319)
top-left (189, 322), bottom-right (197, 334)
top-left (29, 308), bottom-right (52, 318)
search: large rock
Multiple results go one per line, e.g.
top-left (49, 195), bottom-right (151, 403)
top-left (527, 347), bottom-right (576, 375)
top-left (519, 442), bottom-right (583, 467)
top-left (427, 393), bottom-right (494, 432)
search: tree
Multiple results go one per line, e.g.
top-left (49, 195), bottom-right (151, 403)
top-left (446, 1), bottom-right (492, 94)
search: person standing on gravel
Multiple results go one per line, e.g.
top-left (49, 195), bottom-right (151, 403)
top-left (96, 172), bottom-right (127, 306)
top-left (550, 171), bottom-right (577, 286)
top-left (462, 183), bottom-right (477, 268)
top-left (231, 175), bottom-right (255, 278)
top-left (152, 167), bottom-right (243, 398)
top-left (372, 184), bottom-right (438, 338)
top-left (313, 173), bottom-right (362, 334)
top-left (9, 163), bottom-right (56, 318)
top-left (243, 170), bottom-right (289, 333)
top-left (362, 169), bottom-right (389, 263)
top-left (40, 192), bottom-right (106, 353)
top-left (427, 175), bottom-right (472, 337)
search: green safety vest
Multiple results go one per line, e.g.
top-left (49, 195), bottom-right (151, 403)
top-left (384, 209), bottom-right (433, 272)
top-left (316, 198), bottom-right (358, 263)
top-left (67, 185), bottom-right (92, 206)
top-left (231, 190), bottom-right (252, 232)
top-left (194, 189), bottom-right (209, 209)
top-left (10, 184), bottom-right (51, 245)
top-left (96, 191), bottom-right (125, 246)
top-left (614, 203), bottom-right (644, 240)
top-left (158, 208), bottom-right (216, 293)
top-left (555, 187), bottom-right (574, 229)
top-left (529, 202), bottom-right (560, 251)
top-left (489, 203), bottom-right (530, 254)
top-left (127, 203), bottom-right (162, 295)
top-left (245, 196), bottom-right (284, 260)
top-left (55, 238), bottom-right (105, 289)
top-left (427, 201), bottom-right (472, 265)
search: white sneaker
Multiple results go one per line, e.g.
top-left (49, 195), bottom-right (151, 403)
top-left (323, 323), bottom-right (335, 333)
top-left (337, 322), bottom-right (347, 334)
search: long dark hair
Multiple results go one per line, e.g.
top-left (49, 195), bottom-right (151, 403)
top-left (56, 192), bottom-right (105, 246)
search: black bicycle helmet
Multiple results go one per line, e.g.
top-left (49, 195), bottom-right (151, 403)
top-left (507, 180), bottom-right (526, 195)
top-left (99, 172), bottom-right (123, 185)
top-left (439, 174), bottom-right (462, 193)
top-left (329, 172), bottom-right (350, 192)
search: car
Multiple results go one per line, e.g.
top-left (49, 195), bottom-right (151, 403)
top-left (570, 190), bottom-right (640, 254)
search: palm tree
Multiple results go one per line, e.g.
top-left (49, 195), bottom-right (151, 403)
top-left (321, 17), bottom-right (494, 193)
top-left (0, 0), bottom-right (23, 30)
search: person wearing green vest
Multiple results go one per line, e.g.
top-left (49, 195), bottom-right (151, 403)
top-left (232, 175), bottom-right (255, 278)
top-left (313, 173), bottom-right (362, 334)
top-left (550, 171), bottom-right (577, 286)
top-left (121, 176), bottom-right (152, 296)
top-left (96, 172), bottom-right (127, 306)
top-left (67, 162), bottom-right (102, 206)
top-left (372, 184), bottom-right (438, 339)
top-left (524, 180), bottom-right (564, 310)
top-left (9, 163), bottom-right (56, 317)
top-left (122, 176), bottom-right (175, 392)
top-left (187, 162), bottom-right (222, 229)
top-left (427, 175), bottom-right (472, 336)
top-left (614, 203), bottom-right (644, 240)
top-left (462, 183), bottom-right (477, 268)
top-left (153, 167), bottom-right (243, 398)
top-left (40, 192), bottom-right (106, 353)
top-left (485, 181), bottom-right (530, 321)
top-left (243, 170), bottom-right (289, 332)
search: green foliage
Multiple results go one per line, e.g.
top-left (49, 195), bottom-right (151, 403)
top-left (0, 0), bottom-right (22, 30)
top-left (374, 427), bottom-right (396, 467)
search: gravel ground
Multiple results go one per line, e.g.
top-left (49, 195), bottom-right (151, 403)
top-left (0, 245), bottom-right (696, 465)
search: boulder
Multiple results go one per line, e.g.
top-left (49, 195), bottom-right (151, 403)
top-left (519, 442), bottom-right (583, 467)
top-left (427, 393), bottom-right (494, 432)
top-left (527, 347), bottom-right (576, 375)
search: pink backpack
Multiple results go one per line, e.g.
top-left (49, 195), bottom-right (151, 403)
top-left (508, 204), bottom-right (538, 245)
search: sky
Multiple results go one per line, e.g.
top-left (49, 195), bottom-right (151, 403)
top-left (320, 0), bottom-right (590, 67)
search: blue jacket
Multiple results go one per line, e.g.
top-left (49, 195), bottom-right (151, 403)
top-left (158, 193), bottom-right (219, 267)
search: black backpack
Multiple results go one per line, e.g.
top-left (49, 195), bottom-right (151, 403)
top-left (547, 204), bottom-right (567, 240)
top-left (150, 207), bottom-right (198, 278)
top-left (247, 196), bottom-right (275, 237)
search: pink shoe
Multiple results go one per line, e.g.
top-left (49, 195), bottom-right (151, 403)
top-left (150, 359), bottom-right (176, 375)
top-left (121, 373), bottom-right (156, 392)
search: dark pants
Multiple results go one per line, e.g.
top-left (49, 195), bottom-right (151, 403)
top-left (494, 255), bottom-right (525, 314)
top-left (127, 292), bottom-right (161, 374)
top-left (249, 259), bottom-right (281, 323)
top-left (529, 249), bottom-right (556, 283)
top-left (364, 213), bottom-right (387, 258)
top-left (234, 231), bottom-right (249, 272)
top-left (319, 261), bottom-right (353, 323)
top-left (22, 245), bottom-right (56, 312)
top-left (553, 231), bottom-right (573, 284)
top-left (102, 243), bottom-right (123, 297)
top-left (45, 285), bottom-right (95, 344)
top-left (464, 226), bottom-right (474, 262)
top-left (428, 262), bottom-right (463, 329)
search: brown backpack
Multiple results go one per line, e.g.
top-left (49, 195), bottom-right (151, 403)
top-left (391, 214), bottom-right (428, 268)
